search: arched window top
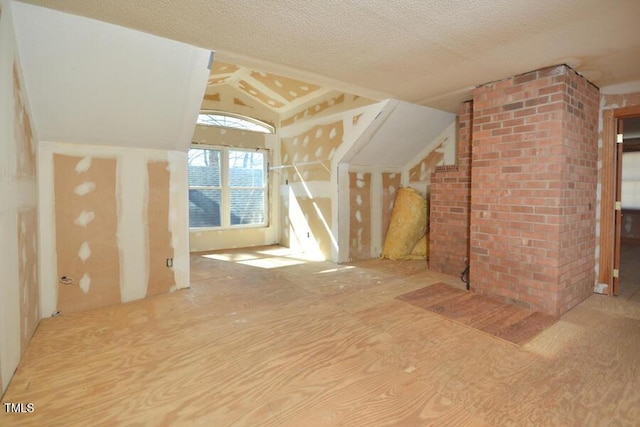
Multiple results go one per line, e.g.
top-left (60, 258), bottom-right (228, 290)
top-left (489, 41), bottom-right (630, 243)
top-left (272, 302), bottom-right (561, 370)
top-left (197, 111), bottom-right (275, 134)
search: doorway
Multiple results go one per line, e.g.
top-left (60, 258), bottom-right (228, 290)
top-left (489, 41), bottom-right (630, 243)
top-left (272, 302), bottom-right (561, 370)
top-left (598, 106), bottom-right (640, 298)
top-left (617, 116), bottom-right (640, 300)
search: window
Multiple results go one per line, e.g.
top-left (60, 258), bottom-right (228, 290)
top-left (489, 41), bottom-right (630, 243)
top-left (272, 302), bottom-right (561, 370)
top-left (197, 111), bottom-right (275, 134)
top-left (188, 146), bottom-right (268, 228)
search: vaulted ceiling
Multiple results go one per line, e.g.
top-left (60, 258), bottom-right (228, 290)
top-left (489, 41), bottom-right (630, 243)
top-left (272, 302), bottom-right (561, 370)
top-left (18, 0), bottom-right (640, 112)
top-left (204, 60), bottom-right (330, 114)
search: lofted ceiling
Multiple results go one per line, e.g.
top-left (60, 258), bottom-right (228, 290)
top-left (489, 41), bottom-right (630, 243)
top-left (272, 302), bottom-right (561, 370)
top-left (204, 60), bottom-right (330, 113)
top-left (19, 0), bottom-right (640, 113)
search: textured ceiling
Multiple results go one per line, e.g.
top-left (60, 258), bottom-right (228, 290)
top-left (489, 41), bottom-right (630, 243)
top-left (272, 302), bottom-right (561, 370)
top-left (19, 0), bottom-right (640, 112)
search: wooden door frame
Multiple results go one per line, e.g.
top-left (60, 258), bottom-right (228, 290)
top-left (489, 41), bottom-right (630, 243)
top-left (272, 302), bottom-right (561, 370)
top-left (598, 105), bottom-right (640, 295)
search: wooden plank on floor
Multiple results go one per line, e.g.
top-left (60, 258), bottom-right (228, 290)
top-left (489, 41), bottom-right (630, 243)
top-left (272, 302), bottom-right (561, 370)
top-left (396, 282), bottom-right (558, 346)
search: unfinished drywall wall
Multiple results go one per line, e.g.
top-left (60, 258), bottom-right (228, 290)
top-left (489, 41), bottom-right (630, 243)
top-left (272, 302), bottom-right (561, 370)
top-left (189, 124), bottom-right (280, 252)
top-left (341, 167), bottom-right (403, 262)
top-left (54, 154), bottom-right (121, 313)
top-left (280, 119), bottom-right (342, 259)
top-left (40, 142), bottom-right (190, 317)
top-left (17, 208), bottom-right (38, 356)
top-left (147, 161), bottom-right (176, 296)
top-left (348, 172), bottom-right (372, 261)
top-left (335, 101), bottom-right (455, 262)
top-left (408, 146), bottom-right (444, 185)
top-left (281, 93), bottom-right (347, 127)
top-left (281, 121), bottom-right (343, 183)
top-left (0, 0), bottom-right (40, 394)
top-left (280, 93), bottom-right (385, 261)
top-left (404, 121), bottom-right (456, 194)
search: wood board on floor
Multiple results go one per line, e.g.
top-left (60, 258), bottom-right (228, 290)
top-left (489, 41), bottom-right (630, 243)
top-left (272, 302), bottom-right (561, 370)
top-left (396, 282), bottom-right (558, 346)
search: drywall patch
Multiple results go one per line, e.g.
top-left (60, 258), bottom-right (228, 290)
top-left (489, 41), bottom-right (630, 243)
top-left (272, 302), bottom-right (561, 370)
top-left (203, 93), bottom-right (221, 102)
top-left (54, 153), bottom-right (121, 313)
top-left (75, 156), bottom-right (91, 173)
top-left (233, 97), bottom-right (249, 107)
top-left (281, 94), bottom-right (345, 127)
top-left (78, 241), bottom-right (91, 262)
top-left (74, 210), bottom-right (95, 227)
top-left (210, 60), bottom-right (239, 75)
top-left (17, 208), bottom-right (38, 355)
top-left (281, 120), bottom-right (344, 183)
top-left (74, 181), bottom-right (96, 196)
top-left (146, 161), bottom-right (175, 297)
top-left (594, 282), bottom-right (609, 294)
top-left (13, 61), bottom-right (35, 178)
top-left (79, 273), bottom-right (91, 294)
top-left (409, 143), bottom-right (444, 183)
top-left (601, 92), bottom-right (640, 110)
top-left (250, 71), bottom-right (321, 102)
top-left (208, 76), bottom-right (230, 85)
top-left (238, 79), bottom-right (284, 109)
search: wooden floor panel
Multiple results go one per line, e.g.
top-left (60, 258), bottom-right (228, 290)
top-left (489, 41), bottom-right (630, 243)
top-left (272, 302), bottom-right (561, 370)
top-left (2, 245), bottom-right (639, 426)
top-left (397, 282), bottom-right (558, 346)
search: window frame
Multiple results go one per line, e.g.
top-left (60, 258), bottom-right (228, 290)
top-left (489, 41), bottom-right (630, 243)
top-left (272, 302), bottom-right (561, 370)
top-left (188, 144), bottom-right (269, 230)
top-left (196, 110), bottom-right (275, 134)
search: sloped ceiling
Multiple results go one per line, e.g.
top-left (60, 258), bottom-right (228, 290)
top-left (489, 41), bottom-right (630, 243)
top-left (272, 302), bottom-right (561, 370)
top-left (345, 100), bottom-right (455, 168)
top-left (204, 60), bottom-right (330, 114)
top-left (19, 0), bottom-right (640, 112)
top-left (12, 2), bottom-right (210, 151)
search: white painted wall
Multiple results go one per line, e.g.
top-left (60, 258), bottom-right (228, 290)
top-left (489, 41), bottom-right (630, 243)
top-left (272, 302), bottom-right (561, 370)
top-left (12, 1), bottom-right (210, 152)
top-left (0, 0), bottom-right (39, 393)
top-left (402, 121), bottom-right (457, 193)
top-left (343, 100), bottom-right (455, 168)
top-left (38, 142), bottom-right (190, 318)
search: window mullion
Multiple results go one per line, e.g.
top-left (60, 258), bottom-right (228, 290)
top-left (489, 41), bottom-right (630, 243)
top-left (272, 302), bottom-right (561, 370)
top-left (221, 147), bottom-right (231, 227)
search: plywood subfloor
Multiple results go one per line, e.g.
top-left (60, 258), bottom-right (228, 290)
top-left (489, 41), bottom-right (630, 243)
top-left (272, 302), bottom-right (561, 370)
top-left (397, 282), bottom-right (558, 346)
top-left (2, 245), bottom-right (640, 426)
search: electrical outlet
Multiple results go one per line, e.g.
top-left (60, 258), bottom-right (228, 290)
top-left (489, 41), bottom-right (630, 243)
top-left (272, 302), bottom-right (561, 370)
top-left (166, 258), bottom-right (173, 268)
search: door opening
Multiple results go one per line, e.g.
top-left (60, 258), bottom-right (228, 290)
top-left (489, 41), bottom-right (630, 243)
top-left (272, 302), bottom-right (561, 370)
top-left (616, 116), bottom-right (640, 300)
top-left (598, 106), bottom-right (640, 297)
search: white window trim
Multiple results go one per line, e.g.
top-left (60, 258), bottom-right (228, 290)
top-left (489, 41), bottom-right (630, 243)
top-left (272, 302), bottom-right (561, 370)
top-left (188, 144), bottom-right (269, 230)
top-left (197, 110), bottom-right (275, 134)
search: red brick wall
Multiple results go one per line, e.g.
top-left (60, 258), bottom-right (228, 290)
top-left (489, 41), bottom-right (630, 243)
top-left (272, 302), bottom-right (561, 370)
top-left (429, 101), bottom-right (472, 276)
top-left (469, 65), bottom-right (599, 316)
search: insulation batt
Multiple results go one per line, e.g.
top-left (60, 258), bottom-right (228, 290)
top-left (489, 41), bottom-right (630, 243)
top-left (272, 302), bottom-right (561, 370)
top-left (381, 187), bottom-right (427, 260)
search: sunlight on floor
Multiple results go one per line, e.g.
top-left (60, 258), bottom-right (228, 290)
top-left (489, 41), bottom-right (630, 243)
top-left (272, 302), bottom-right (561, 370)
top-left (316, 266), bottom-right (356, 274)
top-left (257, 246), bottom-right (325, 261)
top-left (199, 245), bottom-right (325, 269)
top-left (237, 257), bottom-right (306, 269)
top-left (202, 253), bottom-right (259, 262)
